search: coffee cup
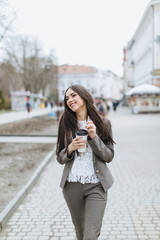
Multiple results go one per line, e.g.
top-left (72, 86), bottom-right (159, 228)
top-left (76, 129), bottom-right (88, 152)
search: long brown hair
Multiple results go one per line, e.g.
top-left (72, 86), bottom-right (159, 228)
top-left (56, 85), bottom-right (114, 155)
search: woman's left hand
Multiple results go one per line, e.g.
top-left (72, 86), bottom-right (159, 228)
top-left (85, 120), bottom-right (96, 139)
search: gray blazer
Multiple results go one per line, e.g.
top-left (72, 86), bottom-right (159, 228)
top-left (57, 119), bottom-right (114, 192)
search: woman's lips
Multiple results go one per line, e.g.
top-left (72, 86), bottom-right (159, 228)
top-left (70, 102), bottom-right (76, 108)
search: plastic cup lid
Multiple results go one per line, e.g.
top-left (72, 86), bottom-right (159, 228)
top-left (76, 129), bottom-right (88, 136)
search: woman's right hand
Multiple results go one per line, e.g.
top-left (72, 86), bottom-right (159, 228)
top-left (67, 136), bottom-right (86, 155)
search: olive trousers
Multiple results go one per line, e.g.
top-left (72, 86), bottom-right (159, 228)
top-left (63, 181), bottom-right (107, 240)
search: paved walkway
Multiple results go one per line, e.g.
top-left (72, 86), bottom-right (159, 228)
top-left (0, 107), bottom-right (160, 240)
top-left (0, 107), bottom-right (62, 126)
top-left (0, 136), bottom-right (57, 143)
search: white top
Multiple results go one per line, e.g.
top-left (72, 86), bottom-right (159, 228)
top-left (67, 120), bottom-right (99, 184)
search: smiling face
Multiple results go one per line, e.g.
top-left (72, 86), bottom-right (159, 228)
top-left (65, 88), bottom-right (86, 114)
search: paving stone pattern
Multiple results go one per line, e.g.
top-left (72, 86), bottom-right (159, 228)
top-left (0, 108), bottom-right (160, 240)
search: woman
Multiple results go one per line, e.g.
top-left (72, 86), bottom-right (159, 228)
top-left (56, 85), bottom-right (115, 240)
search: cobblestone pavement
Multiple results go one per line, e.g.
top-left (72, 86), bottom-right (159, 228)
top-left (0, 107), bottom-right (160, 240)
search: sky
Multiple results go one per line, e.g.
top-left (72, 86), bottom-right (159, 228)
top-left (9, 0), bottom-right (150, 77)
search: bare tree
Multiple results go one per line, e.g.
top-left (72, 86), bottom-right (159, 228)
top-left (4, 35), bottom-right (57, 97)
top-left (0, 0), bottom-right (16, 43)
top-left (0, 60), bottom-right (22, 97)
top-left (0, 2), bottom-right (57, 100)
top-left (40, 55), bottom-right (57, 97)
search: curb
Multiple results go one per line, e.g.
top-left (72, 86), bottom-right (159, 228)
top-left (0, 146), bottom-right (56, 230)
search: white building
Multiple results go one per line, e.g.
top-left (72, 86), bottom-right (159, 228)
top-left (10, 91), bottom-right (43, 111)
top-left (57, 64), bottom-right (123, 101)
top-left (57, 65), bottom-right (97, 101)
top-left (123, 0), bottom-right (160, 90)
top-left (100, 70), bottom-right (123, 101)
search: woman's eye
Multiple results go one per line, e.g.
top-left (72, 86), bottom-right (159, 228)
top-left (66, 94), bottom-right (76, 101)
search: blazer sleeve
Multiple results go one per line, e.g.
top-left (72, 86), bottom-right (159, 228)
top-left (57, 148), bottom-right (75, 165)
top-left (88, 118), bottom-right (114, 163)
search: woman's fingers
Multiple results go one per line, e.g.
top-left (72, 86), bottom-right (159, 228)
top-left (85, 121), bottom-right (96, 139)
top-left (86, 121), bottom-right (96, 132)
top-left (73, 136), bottom-right (86, 149)
top-left (86, 121), bottom-right (96, 128)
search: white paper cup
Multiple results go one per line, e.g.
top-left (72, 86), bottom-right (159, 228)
top-left (76, 129), bottom-right (88, 152)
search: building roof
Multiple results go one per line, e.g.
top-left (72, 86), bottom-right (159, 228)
top-left (11, 91), bottom-right (43, 98)
top-left (57, 64), bottom-right (97, 74)
top-left (11, 91), bottom-right (31, 96)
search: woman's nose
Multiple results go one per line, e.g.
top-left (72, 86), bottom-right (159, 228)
top-left (68, 97), bottom-right (73, 102)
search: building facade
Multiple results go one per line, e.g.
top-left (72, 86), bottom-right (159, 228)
top-left (57, 65), bottom-right (97, 101)
top-left (10, 91), bottom-right (43, 111)
top-left (123, 0), bottom-right (160, 90)
top-left (57, 64), bottom-right (123, 101)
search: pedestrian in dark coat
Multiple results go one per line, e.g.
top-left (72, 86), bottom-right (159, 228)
top-left (26, 101), bottom-right (31, 113)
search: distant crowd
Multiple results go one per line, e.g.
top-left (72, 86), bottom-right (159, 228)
top-left (26, 97), bottom-right (121, 115)
top-left (95, 98), bottom-right (121, 117)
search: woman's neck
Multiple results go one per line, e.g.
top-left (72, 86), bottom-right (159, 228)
top-left (76, 110), bottom-right (87, 121)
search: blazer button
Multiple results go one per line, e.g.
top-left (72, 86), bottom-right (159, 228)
top-left (96, 170), bottom-right (99, 173)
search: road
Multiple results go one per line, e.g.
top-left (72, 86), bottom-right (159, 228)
top-left (0, 107), bottom-right (160, 240)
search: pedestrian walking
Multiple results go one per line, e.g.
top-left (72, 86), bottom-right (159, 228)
top-left (107, 100), bottom-right (112, 112)
top-left (56, 85), bottom-right (115, 240)
top-left (98, 99), bottom-right (108, 117)
top-left (112, 100), bottom-right (120, 111)
top-left (50, 101), bottom-right (54, 109)
top-left (26, 101), bottom-right (31, 113)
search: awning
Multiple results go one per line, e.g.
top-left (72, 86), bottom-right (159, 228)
top-left (125, 84), bottom-right (160, 96)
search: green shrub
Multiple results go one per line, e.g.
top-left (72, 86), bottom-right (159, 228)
top-left (4, 97), bottom-right (11, 110)
top-left (0, 89), bottom-right (5, 110)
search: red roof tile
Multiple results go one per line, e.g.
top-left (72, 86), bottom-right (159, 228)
top-left (58, 64), bottom-right (97, 74)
